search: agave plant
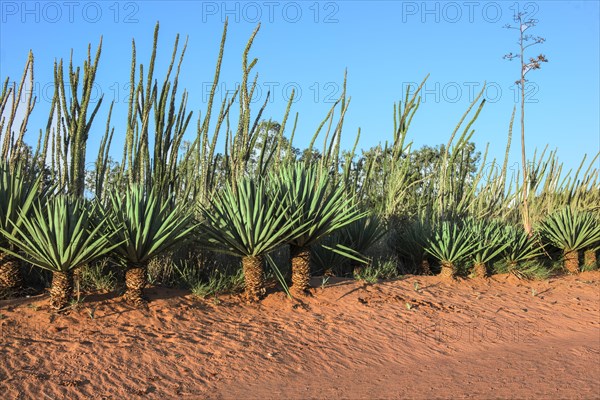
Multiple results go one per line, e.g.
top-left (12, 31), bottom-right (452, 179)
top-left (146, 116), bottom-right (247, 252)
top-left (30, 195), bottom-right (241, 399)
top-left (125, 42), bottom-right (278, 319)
top-left (0, 162), bottom-right (42, 290)
top-left (312, 235), bottom-right (351, 277)
top-left (391, 217), bottom-right (434, 275)
top-left (337, 215), bottom-right (387, 276)
top-left (0, 195), bottom-right (118, 309)
top-left (465, 218), bottom-right (508, 278)
top-left (107, 184), bottom-right (196, 306)
top-left (274, 163), bottom-right (364, 294)
top-left (501, 224), bottom-right (545, 274)
top-left (313, 214), bottom-right (386, 277)
top-left (198, 176), bottom-right (306, 301)
top-left (538, 206), bottom-right (600, 273)
top-left (426, 220), bottom-right (479, 279)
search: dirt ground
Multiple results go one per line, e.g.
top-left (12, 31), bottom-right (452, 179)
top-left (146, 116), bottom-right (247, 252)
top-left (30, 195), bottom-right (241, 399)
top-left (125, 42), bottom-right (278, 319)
top-left (1, 271), bottom-right (599, 399)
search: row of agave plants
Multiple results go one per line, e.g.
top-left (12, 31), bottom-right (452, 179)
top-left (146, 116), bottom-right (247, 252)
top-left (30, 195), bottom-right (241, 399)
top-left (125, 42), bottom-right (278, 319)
top-left (0, 161), bottom-right (366, 308)
top-left (1, 22), bottom-right (599, 311)
top-left (392, 212), bottom-right (600, 279)
top-left (1, 157), bottom-right (598, 311)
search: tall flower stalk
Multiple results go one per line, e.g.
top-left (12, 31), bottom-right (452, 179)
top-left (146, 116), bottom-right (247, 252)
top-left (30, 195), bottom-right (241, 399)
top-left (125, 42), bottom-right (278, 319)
top-left (504, 13), bottom-right (548, 235)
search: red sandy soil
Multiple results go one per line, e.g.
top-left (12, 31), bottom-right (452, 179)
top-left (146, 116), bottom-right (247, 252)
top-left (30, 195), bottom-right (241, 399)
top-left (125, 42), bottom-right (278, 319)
top-left (1, 271), bottom-right (599, 399)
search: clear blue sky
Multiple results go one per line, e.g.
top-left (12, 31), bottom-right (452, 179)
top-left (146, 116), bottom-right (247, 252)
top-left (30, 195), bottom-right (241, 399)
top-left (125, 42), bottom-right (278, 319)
top-left (1, 0), bottom-right (599, 174)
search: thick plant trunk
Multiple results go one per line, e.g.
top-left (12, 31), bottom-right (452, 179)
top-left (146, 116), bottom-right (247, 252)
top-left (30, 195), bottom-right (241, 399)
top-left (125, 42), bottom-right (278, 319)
top-left (242, 255), bottom-right (265, 302)
top-left (0, 253), bottom-right (22, 290)
top-left (291, 245), bottom-right (311, 295)
top-left (50, 270), bottom-right (74, 310)
top-left (421, 259), bottom-right (431, 275)
top-left (439, 262), bottom-right (455, 279)
top-left (124, 263), bottom-right (148, 306)
top-left (584, 249), bottom-right (597, 270)
top-left (564, 250), bottom-right (579, 274)
top-left (472, 262), bottom-right (487, 278)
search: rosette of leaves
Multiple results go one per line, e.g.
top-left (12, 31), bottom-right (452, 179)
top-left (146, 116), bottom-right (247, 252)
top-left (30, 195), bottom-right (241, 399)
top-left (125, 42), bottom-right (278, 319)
top-left (426, 220), bottom-right (479, 279)
top-left (273, 163), bottom-right (363, 294)
top-left (538, 206), bottom-right (600, 273)
top-left (106, 184), bottom-right (196, 306)
top-left (499, 224), bottom-right (545, 278)
top-left (197, 176), bottom-right (306, 301)
top-left (465, 218), bottom-right (508, 278)
top-left (0, 161), bottom-right (42, 290)
top-left (312, 214), bottom-right (386, 277)
top-left (0, 195), bottom-right (118, 309)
